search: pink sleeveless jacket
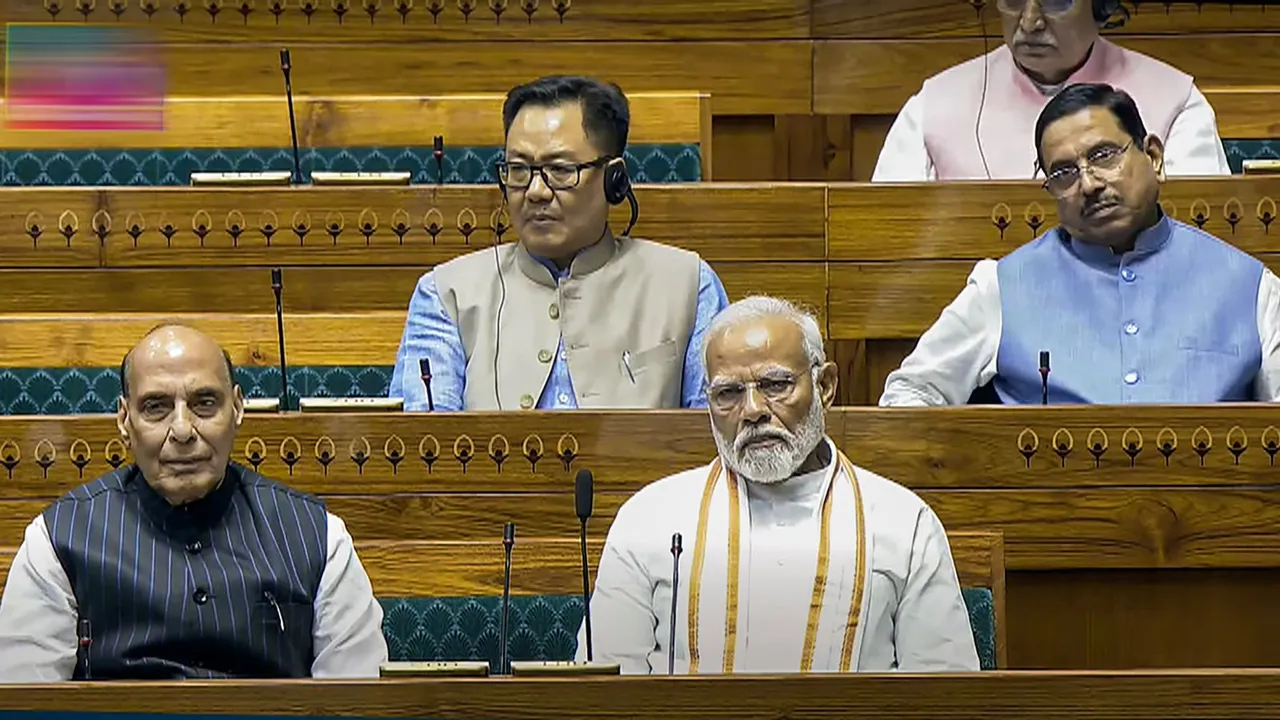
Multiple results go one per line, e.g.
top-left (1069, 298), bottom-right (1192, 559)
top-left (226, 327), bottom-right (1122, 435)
top-left (922, 39), bottom-right (1193, 180)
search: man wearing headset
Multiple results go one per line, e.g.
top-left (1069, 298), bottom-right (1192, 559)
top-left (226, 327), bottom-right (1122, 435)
top-left (872, 0), bottom-right (1230, 181)
top-left (389, 75), bottom-right (729, 412)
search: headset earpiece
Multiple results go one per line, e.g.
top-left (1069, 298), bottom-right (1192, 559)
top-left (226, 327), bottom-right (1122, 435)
top-left (1093, 0), bottom-right (1121, 24)
top-left (603, 157), bottom-right (631, 206)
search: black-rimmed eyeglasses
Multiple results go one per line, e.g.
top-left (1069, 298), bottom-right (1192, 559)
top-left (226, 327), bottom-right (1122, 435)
top-left (496, 157), bottom-right (610, 191)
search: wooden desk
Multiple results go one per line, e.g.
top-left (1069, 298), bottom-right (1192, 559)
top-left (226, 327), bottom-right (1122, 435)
top-left (0, 406), bottom-right (1278, 668)
top-left (4, 672), bottom-right (1280, 718)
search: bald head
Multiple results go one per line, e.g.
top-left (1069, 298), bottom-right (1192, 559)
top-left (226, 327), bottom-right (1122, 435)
top-left (120, 324), bottom-right (236, 398)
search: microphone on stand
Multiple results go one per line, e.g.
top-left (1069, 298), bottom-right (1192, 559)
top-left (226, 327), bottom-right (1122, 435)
top-left (574, 469), bottom-right (594, 662)
top-left (418, 357), bottom-right (435, 412)
top-left (433, 135), bottom-right (445, 186)
top-left (1039, 350), bottom-right (1050, 406)
top-left (76, 618), bottom-right (92, 680)
top-left (500, 521), bottom-right (515, 675)
top-left (280, 49), bottom-right (303, 185)
top-left (271, 268), bottom-right (289, 412)
top-left (668, 533), bottom-right (682, 676)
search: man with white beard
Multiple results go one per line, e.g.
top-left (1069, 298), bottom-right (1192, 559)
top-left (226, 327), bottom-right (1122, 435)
top-left (577, 296), bottom-right (979, 674)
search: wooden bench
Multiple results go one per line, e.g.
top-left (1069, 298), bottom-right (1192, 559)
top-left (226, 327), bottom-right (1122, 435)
top-left (0, 92), bottom-right (712, 169)
top-left (0, 406), bottom-right (1275, 668)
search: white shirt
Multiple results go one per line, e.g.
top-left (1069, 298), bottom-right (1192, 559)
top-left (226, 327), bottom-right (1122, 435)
top-left (879, 261), bottom-right (1280, 406)
top-left (872, 85), bottom-right (1232, 182)
top-left (578, 444), bottom-right (980, 673)
top-left (0, 512), bottom-right (388, 682)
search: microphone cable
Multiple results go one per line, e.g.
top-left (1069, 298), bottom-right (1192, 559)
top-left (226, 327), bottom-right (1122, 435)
top-left (974, 1), bottom-right (993, 180)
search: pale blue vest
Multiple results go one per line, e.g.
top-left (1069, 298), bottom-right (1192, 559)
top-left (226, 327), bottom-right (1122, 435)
top-left (994, 215), bottom-right (1263, 404)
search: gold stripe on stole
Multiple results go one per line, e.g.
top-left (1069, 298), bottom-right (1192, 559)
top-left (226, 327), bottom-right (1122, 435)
top-left (799, 479), bottom-right (836, 671)
top-left (686, 457), bottom-right (722, 674)
top-left (723, 474), bottom-right (741, 673)
top-left (837, 453), bottom-right (869, 671)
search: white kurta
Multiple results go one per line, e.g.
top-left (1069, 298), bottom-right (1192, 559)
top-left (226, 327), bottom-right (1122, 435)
top-left (577, 438), bottom-right (980, 674)
top-left (0, 512), bottom-right (388, 682)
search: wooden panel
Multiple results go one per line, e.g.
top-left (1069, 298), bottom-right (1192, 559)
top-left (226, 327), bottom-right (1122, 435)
top-left (0, 184), bottom-right (825, 268)
top-left (148, 42), bottom-right (811, 115)
top-left (829, 177), bottom-right (1280, 261)
top-left (812, 0), bottom-right (1280, 38)
top-left (814, 35), bottom-right (1280, 115)
top-left (0, 261), bottom-right (822, 316)
top-left (0, 93), bottom-right (708, 150)
top-left (708, 116), bottom-right (777, 181)
top-left (0, 312), bottom-right (403, 367)
top-left (1007, 569), bottom-right (1280, 669)
top-left (1205, 88), bottom-right (1280, 139)
top-left (13, 672), bottom-right (1280, 718)
top-left (0, 0), bottom-right (811, 41)
top-left (357, 532), bottom-right (1002, 597)
top-left (829, 261), bottom-right (968, 339)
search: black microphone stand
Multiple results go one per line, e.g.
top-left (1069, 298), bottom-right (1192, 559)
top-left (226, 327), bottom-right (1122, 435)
top-left (1039, 350), bottom-right (1051, 406)
top-left (279, 49), bottom-right (303, 185)
top-left (500, 521), bottom-right (515, 675)
top-left (271, 268), bottom-right (289, 411)
top-left (669, 532), bottom-right (683, 675)
top-left (418, 357), bottom-right (435, 412)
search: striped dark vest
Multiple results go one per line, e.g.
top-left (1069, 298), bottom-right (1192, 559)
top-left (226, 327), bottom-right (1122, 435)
top-left (44, 463), bottom-right (328, 679)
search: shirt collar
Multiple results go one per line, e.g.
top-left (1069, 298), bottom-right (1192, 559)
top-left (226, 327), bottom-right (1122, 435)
top-left (131, 461), bottom-right (240, 539)
top-left (1065, 209), bottom-right (1173, 266)
top-left (515, 231), bottom-right (620, 288)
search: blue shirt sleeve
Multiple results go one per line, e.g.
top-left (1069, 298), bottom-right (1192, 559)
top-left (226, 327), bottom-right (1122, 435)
top-left (681, 260), bottom-right (730, 408)
top-left (388, 271), bottom-right (467, 412)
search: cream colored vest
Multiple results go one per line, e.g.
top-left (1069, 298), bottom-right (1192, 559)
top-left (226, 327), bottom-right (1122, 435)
top-left (432, 235), bottom-right (702, 410)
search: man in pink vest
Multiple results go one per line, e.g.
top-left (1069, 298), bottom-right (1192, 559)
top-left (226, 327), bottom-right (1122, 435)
top-left (872, 0), bottom-right (1230, 181)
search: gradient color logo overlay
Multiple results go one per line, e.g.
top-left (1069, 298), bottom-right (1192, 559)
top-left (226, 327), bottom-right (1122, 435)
top-left (5, 24), bottom-right (164, 131)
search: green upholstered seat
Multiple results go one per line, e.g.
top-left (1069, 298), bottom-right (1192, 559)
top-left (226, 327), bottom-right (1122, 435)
top-left (0, 366), bottom-right (392, 415)
top-left (378, 586), bottom-right (998, 671)
top-left (0, 144), bottom-right (701, 186)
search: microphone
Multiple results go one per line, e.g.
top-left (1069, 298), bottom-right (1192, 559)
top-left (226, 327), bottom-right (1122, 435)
top-left (1039, 350), bottom-right (1050, 406)
top-left (574, 469), bottom-right (594, 662)
top-left (500, 521), bottom-right (515, 675)
top-left (668, 533), bottom-right (682, 676)
top-left (280, 49), bottom-right (303, 185)
top-left (271, 268), bottom-right (289, 412)
top-left (433, 135), bottom-right (445, 186)
top-left (418, 357), bottom-right (435, 412)
top-left (76, 617), bottom-right (92, 680)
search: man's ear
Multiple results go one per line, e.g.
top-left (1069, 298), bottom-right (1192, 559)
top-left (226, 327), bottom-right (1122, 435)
top-left (1144, 133), bottom-right (1166, 182)
top-left (116, 396), bottom-right (131, 447)
top-left (232, 385), bottom-right (245, 427)
top-left (816, 361), bottom-right (839, 410)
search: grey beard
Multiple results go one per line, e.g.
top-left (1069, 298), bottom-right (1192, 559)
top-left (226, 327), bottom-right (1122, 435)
top-left (712, 394), bottom-right (826, 485)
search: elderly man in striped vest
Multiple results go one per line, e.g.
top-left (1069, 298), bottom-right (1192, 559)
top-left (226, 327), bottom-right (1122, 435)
top-left (0, 324), bottom-right (387, 681)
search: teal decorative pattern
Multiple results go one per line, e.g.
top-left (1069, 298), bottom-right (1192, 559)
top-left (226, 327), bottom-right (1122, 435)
top-left (0, 144), bottom-right (702, 186)
top-left (378, 588), bottom-right (999, 670)
top-left (1224, 139), bottom-right (1279, 174)
top-left (0, 366), bottom-right (393, 415)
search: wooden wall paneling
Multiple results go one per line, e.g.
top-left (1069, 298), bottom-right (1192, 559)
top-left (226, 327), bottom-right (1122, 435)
top-left (772, 115), bottom-right (854, 181)
top-left (0, 93), bottom-right (709, 150)
top-left (0, 0), bottom-right (813, 42)
top-left (0, 184), bottom-right (824, 269)
top-left (850, 115), bottom-right (895, 181)
top-left (812, 0), bottom-right (1280, 38)
top-left (121, 42), bottom-right (811, 115)
top-left (709, 116), bottom-right (779, 181)
top-left (863, 339), bottom-right (916, 402)
top-left (814, 35), bottom-right (1280, 115)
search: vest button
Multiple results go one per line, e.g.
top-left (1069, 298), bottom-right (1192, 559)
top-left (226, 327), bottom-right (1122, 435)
top-left (193, 588), bottom-right (209, 605)
top-left (1121, 268), bottom-right (1136, 282)
top-left (548, 303), bottom-right (560, 320)
top-left (1124, 371), bottom-right (1140, 385)
top-left (186, 540), bottom-right (203, 554)
top-left (1124, 321), bottom-right (1139, 336)
top-left (519, 394), bottom-right (534, 409)
top-left (538, 349), bottom-right (553, 363)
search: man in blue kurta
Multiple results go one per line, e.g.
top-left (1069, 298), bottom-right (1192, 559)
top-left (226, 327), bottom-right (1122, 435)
top-left (881, 82), bottom-right (1280, 406)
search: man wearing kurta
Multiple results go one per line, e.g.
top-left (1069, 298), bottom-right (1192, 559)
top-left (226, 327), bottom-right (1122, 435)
top-left (389, 75), bottom-right (729, 412)
top-left (872, 0), bottom-right (1230, 181)
top-left (580, 296), bottom-right (979, 674)
top-left (0, 325), bottom-right (387, 681)
top-left (881, 84), bottom-right (1280, 407)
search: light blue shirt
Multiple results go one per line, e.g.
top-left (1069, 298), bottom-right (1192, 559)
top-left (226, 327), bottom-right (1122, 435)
top-left (390, 253), bottom-right (729, 411)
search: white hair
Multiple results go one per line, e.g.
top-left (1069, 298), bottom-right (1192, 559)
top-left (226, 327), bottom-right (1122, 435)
top-left (701, 295), bottom-right (826, 373)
